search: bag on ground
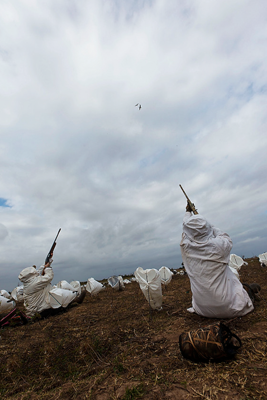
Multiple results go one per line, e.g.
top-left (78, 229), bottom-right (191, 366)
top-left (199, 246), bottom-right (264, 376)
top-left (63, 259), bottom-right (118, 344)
top-left (108, 276), bottom-right (124, 291)
top-left (48, 288), bottom-right (77, 308)
top-left (86, 278), bottom-right (104, 295)
top-left (179, 322), bottom-right (242, 362)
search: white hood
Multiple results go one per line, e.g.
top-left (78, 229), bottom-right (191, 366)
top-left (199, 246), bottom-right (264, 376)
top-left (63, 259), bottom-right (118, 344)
top-left (19, 267), bottom-right (39, 283)
top-left (182, 214), bottom-right (214, 243)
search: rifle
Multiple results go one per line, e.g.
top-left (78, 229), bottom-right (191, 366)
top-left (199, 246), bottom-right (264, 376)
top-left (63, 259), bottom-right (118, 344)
top-left (44, 228), bottom-right (61, 267)
top-left (179, 184), bottom-right (198, 215)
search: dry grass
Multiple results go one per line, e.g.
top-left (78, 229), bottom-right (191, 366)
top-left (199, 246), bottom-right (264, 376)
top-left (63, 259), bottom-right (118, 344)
top-left (0, 257), bottom-right (267, 399)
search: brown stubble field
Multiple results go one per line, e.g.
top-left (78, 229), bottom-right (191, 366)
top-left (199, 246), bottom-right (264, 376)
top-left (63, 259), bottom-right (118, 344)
top-left (0, 257), bottom-right (267, 400)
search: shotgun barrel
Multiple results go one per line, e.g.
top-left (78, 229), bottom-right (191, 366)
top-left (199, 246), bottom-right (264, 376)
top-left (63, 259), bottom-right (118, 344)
top-left (179, 185), bottom-right (198, 215)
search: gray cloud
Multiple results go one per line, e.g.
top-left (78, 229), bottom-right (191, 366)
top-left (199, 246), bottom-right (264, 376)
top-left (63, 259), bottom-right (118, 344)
top-left (0, 223), bottom-right (8, 241)
top-left (1, 0), bottom-right (267, 291)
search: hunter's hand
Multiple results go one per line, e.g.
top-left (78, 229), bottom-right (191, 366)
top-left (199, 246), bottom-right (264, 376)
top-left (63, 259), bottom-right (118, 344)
top-left (186, 201), bottom-right (193, 212)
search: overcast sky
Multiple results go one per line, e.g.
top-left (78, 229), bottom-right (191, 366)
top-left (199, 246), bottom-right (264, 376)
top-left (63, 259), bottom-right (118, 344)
top-left (1, 0), bottom-right (267, 291)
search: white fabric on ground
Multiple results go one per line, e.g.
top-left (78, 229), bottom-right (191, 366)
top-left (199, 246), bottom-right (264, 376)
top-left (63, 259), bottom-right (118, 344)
top-left (48, 287), bottom-right (77, 308)
top-left (159, 266), bottom-right (173, 285)
top-left (86, 278), bottom-right (104, 295)
top-left (187, 307), bottom-right (195, 313)
top-left (11, 286), bottom-right (24, 302)
top-left (57, 280), bottom-right (77, 292)
top-left (70, 281), bottom-right (81, 295)
top-left (0, 295), bottom-right (16, 314)
top-left (108, 276), bottom-right (120, 290)
top-left (134, 267), bottom-right (162, 310)
top-left (118, 276), bottom-right (125, 289)
top-left (180, 212), bottom-right (254, 318)
top-left (229, 254), bottom-right (244, 272)
top-left (108, 276), bottom-right (124, 291)
top-left (0, 290), bottom-right (11, 299)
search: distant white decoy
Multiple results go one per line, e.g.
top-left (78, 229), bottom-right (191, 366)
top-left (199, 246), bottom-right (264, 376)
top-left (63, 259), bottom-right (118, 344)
top-left (135, 103), bottom-right (142, 110)
top-left (259, 252), bottom-right (267, 267)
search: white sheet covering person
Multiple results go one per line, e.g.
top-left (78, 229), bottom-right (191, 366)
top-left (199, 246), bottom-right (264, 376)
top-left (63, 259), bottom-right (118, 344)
top-left (18, 259), bottom-right (81, 317)
top-left (18, 263), bottom-right (55, 317)
top-left (180, 209), bottom-right (254, 318)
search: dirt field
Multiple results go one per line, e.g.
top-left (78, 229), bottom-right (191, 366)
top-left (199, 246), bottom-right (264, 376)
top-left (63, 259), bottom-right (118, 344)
top-left (1, 257), bottom-right (267, 400)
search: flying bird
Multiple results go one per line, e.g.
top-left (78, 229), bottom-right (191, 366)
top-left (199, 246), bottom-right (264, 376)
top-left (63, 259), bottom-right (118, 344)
top-left (135, 103), bottom-right (142, 110)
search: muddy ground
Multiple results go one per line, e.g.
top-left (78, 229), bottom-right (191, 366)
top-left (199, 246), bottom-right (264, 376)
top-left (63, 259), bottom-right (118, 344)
top-left (0, 257), bottom-right (267, 400)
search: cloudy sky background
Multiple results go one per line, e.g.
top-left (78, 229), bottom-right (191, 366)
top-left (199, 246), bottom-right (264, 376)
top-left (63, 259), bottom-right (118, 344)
top-left (1, 0), bottom-right (267, 291)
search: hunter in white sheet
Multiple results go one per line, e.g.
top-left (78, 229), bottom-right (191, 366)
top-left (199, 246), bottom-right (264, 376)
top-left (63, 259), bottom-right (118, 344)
top-left (180, 209), bottom-right (254, 318)
top-left (18, 261), bottom-right (78, 317)
top-left (18, 263), bottom-right (54, 317)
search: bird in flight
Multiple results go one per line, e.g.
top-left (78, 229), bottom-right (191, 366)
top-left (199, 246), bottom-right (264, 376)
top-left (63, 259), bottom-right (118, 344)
top-left (135, 103), bottom-right (142, 110)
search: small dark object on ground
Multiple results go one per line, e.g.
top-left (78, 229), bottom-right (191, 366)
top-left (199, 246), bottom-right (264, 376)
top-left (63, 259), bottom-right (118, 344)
top-left (243, 283), bottom-right (261, 303)
top-left (75, 289), bottom-right (87, 304)
top-left (0, 308), bottom-right (30, 328)
top-left (249, 283), bottom-right (261, 294)
top-left (179, 322), bottom-right (242, 363)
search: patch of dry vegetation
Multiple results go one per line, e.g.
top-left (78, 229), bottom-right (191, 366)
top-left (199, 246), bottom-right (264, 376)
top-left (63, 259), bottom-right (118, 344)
top-left (0, 257), bottom-right (267, 399)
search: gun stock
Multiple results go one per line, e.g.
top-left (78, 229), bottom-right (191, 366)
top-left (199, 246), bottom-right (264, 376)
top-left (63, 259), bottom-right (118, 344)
top-left (179, 184), bottom-right (198, 215)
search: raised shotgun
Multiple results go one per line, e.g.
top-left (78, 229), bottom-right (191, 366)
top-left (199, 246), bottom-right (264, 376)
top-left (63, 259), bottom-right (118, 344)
top-left (45, 228), bottom-right (61, 264)
top-left (179, 184), bottom-right (198, 215)
top-left (42, 228), bottom-right (61, 275)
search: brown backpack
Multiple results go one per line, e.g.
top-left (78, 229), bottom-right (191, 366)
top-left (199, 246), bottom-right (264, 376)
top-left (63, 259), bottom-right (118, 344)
top-left (179, 322), bottom-right (242, 362)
